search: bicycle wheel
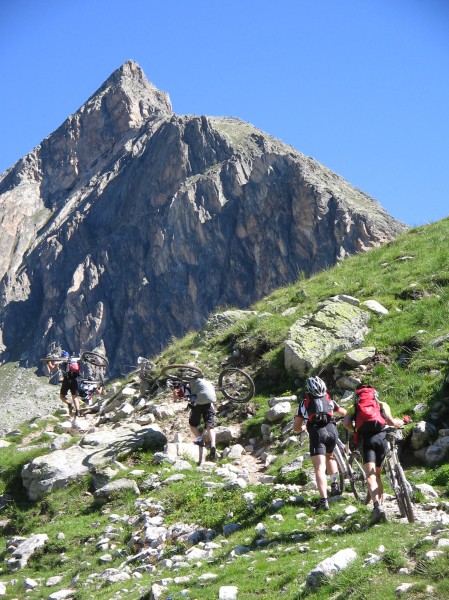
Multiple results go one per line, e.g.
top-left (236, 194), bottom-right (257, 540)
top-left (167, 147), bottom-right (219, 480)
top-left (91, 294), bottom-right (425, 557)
top-left (332, 444), bottom-right (346, 494)
top-left (395, 463), bottom-right (416, 523)
top-left (217, 367), bottom-right (255, 403)
top-left (160, 364), bottom-right (204, 382)
top-left (348, 450), bottom-right (370, 504)
top-left (385, 461), bottom-right (407, 518)
top-left (81, 351), bottom-right (109, 368)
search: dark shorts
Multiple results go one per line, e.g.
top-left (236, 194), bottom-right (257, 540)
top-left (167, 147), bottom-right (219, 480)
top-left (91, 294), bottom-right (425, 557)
top-left (189, 403), bottom-right (215, 429)
top-left (60, 377), bottom-right (79, 397)
top-left (307, 422), bottom-right (338, 456)
top-left (361, 430), bottom-right (387, 467)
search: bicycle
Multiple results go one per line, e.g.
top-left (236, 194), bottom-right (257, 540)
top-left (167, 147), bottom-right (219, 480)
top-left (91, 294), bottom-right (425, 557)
top-left (382, 426), bottom-right (416, 523)
top-left (332, 420), bottom-right (369, 504)
top-left (136, 360), bottom-right (255, 403)
top-left (136, 360), bottom-right (204, 398)
top-left (41, 350), bottom-right (109, 369)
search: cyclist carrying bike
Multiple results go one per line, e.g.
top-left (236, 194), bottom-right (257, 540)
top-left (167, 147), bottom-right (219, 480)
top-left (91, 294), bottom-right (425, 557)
top-left (172, 376), bottom-right (217, 460)
top-left (293, 376), bottom-right (347, 511)
top-left (343, 382), bottom-right (411, 524)
top-left (48, 350), bottom-right (82, 419)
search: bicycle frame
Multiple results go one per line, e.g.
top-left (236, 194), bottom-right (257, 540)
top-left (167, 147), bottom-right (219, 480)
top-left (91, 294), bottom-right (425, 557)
top-left (383, 427), bottom-right (415, 522)
top-left (333, 435), bottom-right (369, 504)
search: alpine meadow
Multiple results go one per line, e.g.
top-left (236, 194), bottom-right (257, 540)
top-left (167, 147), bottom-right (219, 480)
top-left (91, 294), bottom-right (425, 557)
top-left (0, 218), bottom-right (448, 599)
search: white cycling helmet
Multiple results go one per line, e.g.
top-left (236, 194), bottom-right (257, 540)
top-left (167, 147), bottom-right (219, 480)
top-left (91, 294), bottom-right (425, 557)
top-left (306, 376), bottom-right (327, 396)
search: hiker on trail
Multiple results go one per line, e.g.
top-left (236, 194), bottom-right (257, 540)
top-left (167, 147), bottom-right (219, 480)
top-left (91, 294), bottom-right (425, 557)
top-left (343, 383), bottom-right (411, 524)
top-left (48, 351), bottom-right (82, 419)
top-left (172, 377), bottom-right (217, 460)
top-left (293, 376), bottom-right (347, 511)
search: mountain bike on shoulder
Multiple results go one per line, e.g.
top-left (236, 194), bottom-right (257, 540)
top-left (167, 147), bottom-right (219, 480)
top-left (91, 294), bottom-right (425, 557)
top-left (132, 359), bottom-right (255, 403)
top-left (161, 364), bottom-right (255, 403)
top-left (41, 350), bottom-right (109, 369)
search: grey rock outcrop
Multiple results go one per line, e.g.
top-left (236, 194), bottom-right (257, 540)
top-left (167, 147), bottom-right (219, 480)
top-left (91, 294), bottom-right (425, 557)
top-left (6, 534), bottom-right (49, 571)
top-left (285, 299), bottom-right (371, 375)
top-left (0, 60), bottom-right (406, 372)
top-left (21, 424), bottom-right (167, 500)
top-left (306, 548), bottom-right (357, 590)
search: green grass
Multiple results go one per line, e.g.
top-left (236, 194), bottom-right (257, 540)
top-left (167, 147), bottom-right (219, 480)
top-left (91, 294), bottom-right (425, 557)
top-left (1, 218), bottom-right (449, 598)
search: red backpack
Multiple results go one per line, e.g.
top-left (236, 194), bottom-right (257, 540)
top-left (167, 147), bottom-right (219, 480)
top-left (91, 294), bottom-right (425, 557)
top-left (66, 360), bottom-right (81, 378)
top-left (354, 387), bottom-right (386, 440)
top-left (303, 392), bottom-right (333, 426)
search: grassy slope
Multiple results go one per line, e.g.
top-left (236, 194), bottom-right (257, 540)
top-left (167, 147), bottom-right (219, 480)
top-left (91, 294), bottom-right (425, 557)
top-left (0, 219), bottom-right (449, 599)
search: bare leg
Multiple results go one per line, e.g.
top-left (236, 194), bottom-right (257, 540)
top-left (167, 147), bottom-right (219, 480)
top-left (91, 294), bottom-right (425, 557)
top-left (365, 462), bottom-right (383, 505)
top-left (190, 425), bottom-right (202, 440)
top-left (312, 454), bottom-right (328, 498)
top-left (207, 427), bottom-right (216, 448)
top-left (326, 451), bottom-right (339, 479)
top-left (71, 393), bottom-right (80, 415)
top-left (60, 393), bottom-right (72, 413)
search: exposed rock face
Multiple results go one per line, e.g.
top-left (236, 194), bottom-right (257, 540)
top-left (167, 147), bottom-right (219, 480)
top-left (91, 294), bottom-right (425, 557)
top-left (0, 60), bottom-right (407, 372)
top-left (285, 299), bottom-right (371, 375)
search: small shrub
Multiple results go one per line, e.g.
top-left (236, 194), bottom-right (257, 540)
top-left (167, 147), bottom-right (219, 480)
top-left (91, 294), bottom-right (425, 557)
top-left (383, 548), bottom-right (408, 571)
top-left (431, 464), bottom-right (449, 487)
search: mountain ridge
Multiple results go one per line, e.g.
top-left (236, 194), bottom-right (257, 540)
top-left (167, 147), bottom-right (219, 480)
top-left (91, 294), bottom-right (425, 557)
top-left (0, 61), bottom-right (406, 372)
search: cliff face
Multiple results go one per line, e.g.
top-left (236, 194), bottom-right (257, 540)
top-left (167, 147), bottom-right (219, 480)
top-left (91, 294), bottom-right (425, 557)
top-left (0, 60), bottom-right (406, 371)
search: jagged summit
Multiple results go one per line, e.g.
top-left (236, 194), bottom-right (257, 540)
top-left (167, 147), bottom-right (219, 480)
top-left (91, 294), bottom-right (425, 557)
top-left (86, 59), bottom-right (173, 122)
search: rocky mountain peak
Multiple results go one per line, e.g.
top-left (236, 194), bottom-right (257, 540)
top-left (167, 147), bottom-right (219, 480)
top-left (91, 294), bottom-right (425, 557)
top-left (0, 62), bottom-right (407, 372)
top-left (87, 59), bottom-right (173, 125)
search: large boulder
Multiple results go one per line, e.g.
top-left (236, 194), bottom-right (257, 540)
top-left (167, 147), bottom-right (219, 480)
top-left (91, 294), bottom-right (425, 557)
top-left (6, 534), bottom-right (49, 571)
top-left (306, 548), bottom-right (358, 590)
top-left (285, 300), bottom-right (370, 375)
top-left (22, 425), bottom-right (167, 500)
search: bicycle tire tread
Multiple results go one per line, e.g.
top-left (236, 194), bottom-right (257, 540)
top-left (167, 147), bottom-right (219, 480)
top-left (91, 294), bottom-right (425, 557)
top-left (349, 450), bottom-right (370, 505)
top-left (217, 368), bottom-right (255, 403)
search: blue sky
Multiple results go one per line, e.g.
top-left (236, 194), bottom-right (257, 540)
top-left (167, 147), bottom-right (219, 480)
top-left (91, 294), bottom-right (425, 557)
top-left (1, 0), bottom-right (448, 227)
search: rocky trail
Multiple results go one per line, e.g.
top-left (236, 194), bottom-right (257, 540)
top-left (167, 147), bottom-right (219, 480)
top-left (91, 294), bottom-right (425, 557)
top-left (15, 378), bottom-right (447, 525)
top-left (2, 377), bottom-right (449, 599)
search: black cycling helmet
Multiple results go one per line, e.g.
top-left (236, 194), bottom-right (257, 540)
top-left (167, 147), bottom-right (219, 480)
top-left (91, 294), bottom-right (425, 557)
top-left (306, 376), bottom-right (327, 396)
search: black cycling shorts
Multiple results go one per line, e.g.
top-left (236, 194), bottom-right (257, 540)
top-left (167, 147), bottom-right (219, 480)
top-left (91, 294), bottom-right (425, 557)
top-left (307, 422), bottom-right (338, 457)
top-left (60, 377), bottom-right (79, 397)
top-left (189, 403), bottom-right (215, 429)
top-left (361, 430), bottom-right (387, 467)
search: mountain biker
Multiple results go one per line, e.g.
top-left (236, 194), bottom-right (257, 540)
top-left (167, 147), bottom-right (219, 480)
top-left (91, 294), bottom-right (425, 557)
top-left (343, 383), bottom-right (411, 524)
top-left (173, 377), bottom-right (217, 460)
top-left (48, 351), bottom-right (82, 419)
top-left (293, 376), bottom-right (347, 511)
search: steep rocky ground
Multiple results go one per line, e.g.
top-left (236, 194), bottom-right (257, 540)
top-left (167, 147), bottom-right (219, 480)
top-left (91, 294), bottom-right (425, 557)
top-left (0, 216), bottom-right (448, 599)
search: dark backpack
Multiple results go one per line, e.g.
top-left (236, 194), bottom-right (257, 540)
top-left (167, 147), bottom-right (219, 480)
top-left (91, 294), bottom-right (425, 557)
top-left (354, 387), bottom-right (386, 438)
top-left (304, 392), bottom-right (333, 426)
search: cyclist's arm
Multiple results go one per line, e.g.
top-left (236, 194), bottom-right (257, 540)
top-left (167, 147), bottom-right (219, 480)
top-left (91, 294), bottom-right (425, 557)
top-left (343, 407), bottom-right (355, 432)
top-left (380, 402), bottom-right (404, 427)
top-left (293, 403), bottom-right (307, 433)
top-left (380, 401), bottom-right (404, 427)
top-left (334, 403), bottom-right (347, 418)
top-left (293, 415), bottom-right (306, 433)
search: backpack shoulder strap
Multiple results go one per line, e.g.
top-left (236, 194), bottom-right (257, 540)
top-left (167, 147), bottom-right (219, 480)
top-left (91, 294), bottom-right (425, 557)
top-left (353, 390), bottom-right (361, 424)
